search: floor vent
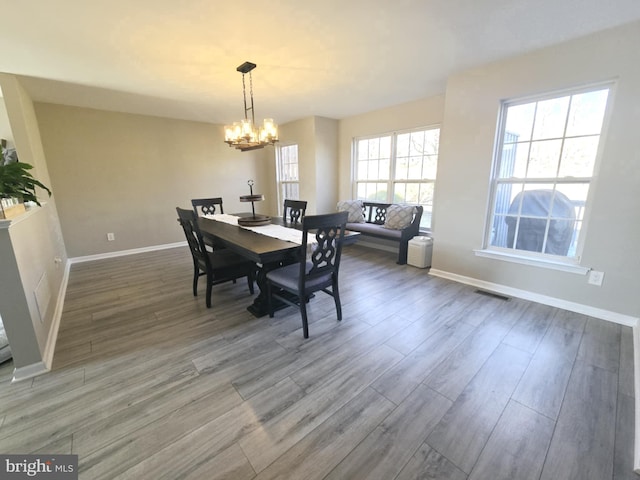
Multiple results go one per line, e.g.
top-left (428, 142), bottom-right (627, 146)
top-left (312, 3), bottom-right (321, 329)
top-left (474, 289), bottom-right (510, 301)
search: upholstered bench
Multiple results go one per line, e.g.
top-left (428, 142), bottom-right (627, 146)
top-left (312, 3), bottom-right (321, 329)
top-left (338, 200), bottom-right (423, 264)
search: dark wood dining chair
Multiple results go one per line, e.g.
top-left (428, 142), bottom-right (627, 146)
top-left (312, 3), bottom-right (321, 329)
top-left (283, 199), bottom-right (307, 224)
top-left (191, 197), bottom-right (226, 249)
top-left (191, 197), bottom-right (224, 216)
top-left (266, 211), bottom-right (348, 338)
top-left (176, 207), bottom-right (255, 308)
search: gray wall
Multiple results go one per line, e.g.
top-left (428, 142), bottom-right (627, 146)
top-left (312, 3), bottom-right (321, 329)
top-left (432, 21), bottom-right (640, 319)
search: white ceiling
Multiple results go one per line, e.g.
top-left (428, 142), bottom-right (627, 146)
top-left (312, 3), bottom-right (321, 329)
top-left (1, 0), bottom-right (640, 125)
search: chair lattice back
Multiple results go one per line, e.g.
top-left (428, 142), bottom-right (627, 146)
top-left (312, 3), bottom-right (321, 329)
top-left (284, 199), bottom-right (307, 224)
top-left (191, 197), bottom-right (224, 217)
top-left (301, 212), bottom-right (348, 280)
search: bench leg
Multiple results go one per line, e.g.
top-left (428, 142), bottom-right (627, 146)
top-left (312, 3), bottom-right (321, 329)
top-left (397, 242), bottom-right (408, 265)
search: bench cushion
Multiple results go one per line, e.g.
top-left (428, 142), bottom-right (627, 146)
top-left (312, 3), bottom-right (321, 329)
top-left (346, 222), bottom-right (403, 239)
top-left (337, 200), bottom-right (365, 223)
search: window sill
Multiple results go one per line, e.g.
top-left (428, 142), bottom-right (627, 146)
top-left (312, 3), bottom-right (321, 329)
top-left (473, 248), bottom-right (590, 275)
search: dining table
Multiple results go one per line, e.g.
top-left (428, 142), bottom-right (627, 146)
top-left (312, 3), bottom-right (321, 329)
top-left (197, 213), bottom-right (359, 317)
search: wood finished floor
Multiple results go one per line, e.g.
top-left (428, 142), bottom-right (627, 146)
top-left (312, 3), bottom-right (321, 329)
top-left (0, 245), bottom-right (637, 479)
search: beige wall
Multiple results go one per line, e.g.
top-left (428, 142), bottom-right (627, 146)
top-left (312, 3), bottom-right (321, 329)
top-left (278, 116), bottom-right (339, 215)
top-left (278, 117), bottom-right (316, 213)
top-left (35, 104), bottom-right (271, 257)
top-left (432, 21), bottom-right (640, 318)
top-left (314, 116), bottom-right (339, 214)
top-left (0, 95), bottom-right (13, 144)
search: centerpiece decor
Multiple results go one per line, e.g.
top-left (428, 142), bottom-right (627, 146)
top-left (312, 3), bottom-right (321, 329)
top-left (238, 180), bottom-right (271, 226)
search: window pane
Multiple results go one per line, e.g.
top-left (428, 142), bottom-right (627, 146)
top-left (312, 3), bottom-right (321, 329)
top-left (277, 145), bottom-right (299, 211)
top-left (394, 183), bottom-right (407, 203)
top-left (357, 160), bottom-right (369, 181)
top-left (419, 183), bottom-right (435, 206)
top-left (379, 159), bottom-right (390, 180)
top-left (491, 214), bottom-right (510, 248)
top-left (409, 131), bottom-right (425, 156)
top-left (282, 182), bottom-right (299, 200)
top-left (509, 143), bottom-right (530, 178)
top-left (566, 89), bottom-right (609, 137)
top-left (532, 96), bottom-right (570, 140)
top-left (395, 156), bottom-right (409, 180)
top-left (424, 129), bottom-right (440, 156)
top-left (367, 160), bottom-right (379, 180)
top-left (505, 103), bottom-right (535, 143)
top-left (380, 136), bottom-right (392, 158)
top-left (555, 183), bottom-right (589, 221)
top-left (407, 157), bottom-right (422, 179)
top-left (396, 133), bottom-right (410, 158)
top-left (357, 140), bottom-right (369, 160)
top-left (368, 138), bottom-right (380, 159)
top-left (421, 206), bottom-right (433, 229)
top-left (527, 139), bottom-right (562, 178)
top-left (500, 142), bottom-right (519, 178)
top-left (558, 136), bottom-right (599, 177)
top-left (424, 155), bottom-right (438, 179)
top-left (494, 183), bottom-right (521, 216)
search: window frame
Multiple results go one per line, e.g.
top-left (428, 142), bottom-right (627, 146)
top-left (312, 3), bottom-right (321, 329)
top-left (352, 125), bottom-right (440, 231)
top-left (275, 143), bottom-right (300, 216)
top-left (478, 81), bottom-right (615, 272)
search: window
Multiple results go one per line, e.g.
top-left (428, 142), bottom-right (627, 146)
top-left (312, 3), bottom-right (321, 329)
top-left (276, 144), bottom-right (299, 213)
top-left (486, 84), bottom-right (611, 262)
top-left (354, 126), bottom-right (440, 229)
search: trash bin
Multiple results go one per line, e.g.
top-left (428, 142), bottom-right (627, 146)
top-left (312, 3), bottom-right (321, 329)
top-left (407, 236), bottom-right (432, 268)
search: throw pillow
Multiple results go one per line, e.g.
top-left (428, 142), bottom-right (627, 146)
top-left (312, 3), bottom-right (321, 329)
top-left (337, 200), bottom-right (365, 223)
top-left (383, 204), bottom-right (416, 230)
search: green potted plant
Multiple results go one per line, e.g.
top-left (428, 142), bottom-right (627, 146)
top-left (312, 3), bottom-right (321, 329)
top-left (0, 148), bottom-right (51, 219)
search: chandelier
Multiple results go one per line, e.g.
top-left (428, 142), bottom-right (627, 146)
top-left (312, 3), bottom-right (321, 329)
top-left (224, 61), bottom-right (278, 152)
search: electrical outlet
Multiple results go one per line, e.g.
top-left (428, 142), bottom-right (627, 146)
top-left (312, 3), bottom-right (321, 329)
top-left (107, 232), bottom-right (115, 241)
top-left (588, 270), bottom-right (605, 286)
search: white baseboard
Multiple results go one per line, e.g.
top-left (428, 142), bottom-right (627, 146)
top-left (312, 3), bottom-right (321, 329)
top-left (70, 241), bottom-right (187, 264)
top-left (429, 268), bottom-right (639, 327)
top-left (12, 360), bottom-right (49, 383)
top-left (42, 258), bottom-right (71, 371)
top-left (634, 326), bottom-right (640, 473)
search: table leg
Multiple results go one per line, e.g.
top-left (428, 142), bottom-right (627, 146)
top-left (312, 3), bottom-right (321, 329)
top-left (246, 257), bottom-right (298, 317)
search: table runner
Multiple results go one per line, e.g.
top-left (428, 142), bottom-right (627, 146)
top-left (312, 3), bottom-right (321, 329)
top-left (204, 213), bottom-right (305, 245)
